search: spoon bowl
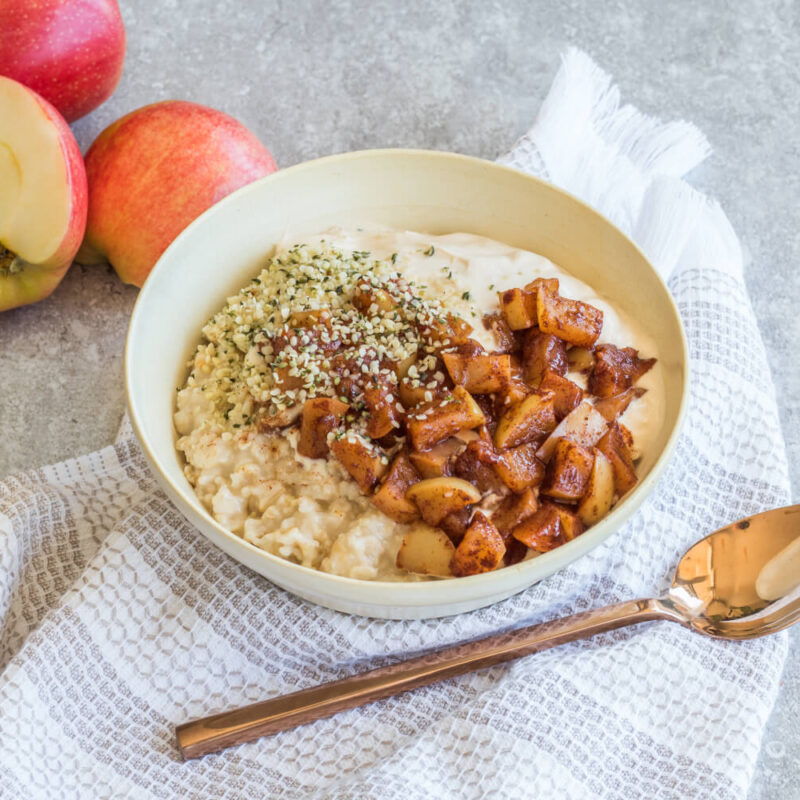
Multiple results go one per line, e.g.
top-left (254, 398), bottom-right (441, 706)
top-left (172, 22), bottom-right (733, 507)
top-left (665, 504), bottom-right (800, 638)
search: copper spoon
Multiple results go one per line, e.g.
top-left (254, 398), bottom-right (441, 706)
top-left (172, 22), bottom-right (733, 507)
top-left (176, 504), bottom-right (800, 759)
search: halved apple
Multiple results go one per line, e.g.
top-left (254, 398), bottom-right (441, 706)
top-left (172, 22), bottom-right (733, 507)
top-left (0, 76), bottom-right (87, 311)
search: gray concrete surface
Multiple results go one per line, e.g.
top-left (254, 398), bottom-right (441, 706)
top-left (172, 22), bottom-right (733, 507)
top-left (0, 1), bottom-right (797, 795)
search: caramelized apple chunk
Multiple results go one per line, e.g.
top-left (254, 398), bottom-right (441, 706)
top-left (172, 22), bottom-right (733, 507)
top-left (417, 312), bottom-right (473, 346)
top-left (396, 523), bottom-right (455, 577)
top-left (439, 505), bottom-right (474, 543)
top-left (525, 276), bottom-right (560, 297)
top-left (406, 476), bottom-right (481, 527)
top-left (363, 384), bottom-right (403, 439)
top-left (442, 351), bottom-right (511, 394)
top-left (271, 309), bottom-right (341, 355)
top-left (329, 433), bottom-right (388, 493)
top-left (536, 400), bottom-right (608, 462)
top-left (540, 438), bottom-right (595, 502)
top-left (597, 421), bottom-right (638, 495)
top-left (353, 285), bottom-right (396, 314)
top-left (454, 440), bottom-right (506, 493)
top-left (491, 488), bottom-right (539, 539)
top-left (576, 448), bottom-right (615, 525)
top-left (408, 437), bottom-right (463, 478)
top-left (494, 392), bottom-right (557, 450)
top-left (499, 287), bottom-right (537, 330)
top-left (536, 286), bottom-right (603, 348)
top-left (567, 346), bottom-right (596, 374)
top-left (288, 307), bottom-right (332, 328)
top-left (482, 312), bottom-right (518, 353)
top-left (588, 344), bottom-right (656, 398)
top-left (271, 363), bottom-right (307, 392)
top-left (450, 511), bottom-right (506, 576)
top-left (593, 386), bottom-right (646, 422)
top-left (521, 328), bottom-right (568, 385)
top-left (372, 452), bottom-right (421, 523)
top-left (539, 371), bottom-right (584, 420)
top-left (493, 441), bottom-right (545, 492)
top-left (298, 397), bottom-right (349, 458)
top-left (512, 504), bottom-right (565, 553)
top-left (398, 358), bottom-right (450, 407)
top-left (495, 360), bottom-right (529, 412)
top-left (258, 402), bottom-right (303, 430)
top-left (548, 502), bottom-right (585, 541)
top-left (406, 386), bottom-right (486, 451)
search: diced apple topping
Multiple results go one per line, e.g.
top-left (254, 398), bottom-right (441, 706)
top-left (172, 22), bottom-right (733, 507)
top-left (521, 328), bottom-right (567, 385)
top-left (329, 433), bottom-right (388, 493)
top-left (498, 287), bottom-right (537, 330)
top-left (443, 351), bottom-right (511, 394)
top-left (406, 385), bottom-right (486, 451)
top-left (288, 307), bottom-right (332, 328)
top-left (258, 402), bottom-right (304, 430)
top-left (495, 361), bottom-right (529, 410)
top-left (363, 384), bottom-right (403, 439)
top-left (511, 504), bottom-right (565, 553)
top-left (525, 276), bottom-right (560, 297)
top-left (353, 285), bottom-right (397, 314)
top-left (597, 421), bottom-right (638, 495)
top-left (540, 438), bottom-right (595, 502)
top-left (536, 400), bottom-right (608, 462)
top-left (493, 441), bottom-right (545, 493)
top-left (416, 312), bottom-right (473, 346)
top-left (536, 285), bottom-right (603, 348)
top-left (539, 371), bottom-right (584, 420)
top-left (271, 310), bottom-right (341, 356)
top-left (567, 346), bottom-right (596, 373)
top-left (497, 277), bottom-right (561, 335)
top-left (298, 397), bottom-right (349, 458)
top-left (482, 313), bottom-right (518, 353)
top-left (372, 452), bottom-right (421, 523)
top-left (490, 488), bottom-right (539, 545)
top-left (577, 449), bottom-right (615, 525)
top-left (494, 392), bottom-right (557, 450)
top-left (453, 439), bottom-right (506, 493)
top-left (406, 476), bottom-right (481, 527)
top-left (439, 505), bottom-right (474, 543)
top-left (549, 502), bottom-right (585, 541)
top-left (593, 386), bottom-right (647, 422)
top-left (409, 437), bottom-right (463, 478)
top-left (398, 357), bottom-right (450, 407)
top-left (396, 523), bottom-right (455, 577)
top-left (451, 511), bottom-right (506, 577)
top-left (588, 344), bottom-right (656, 398)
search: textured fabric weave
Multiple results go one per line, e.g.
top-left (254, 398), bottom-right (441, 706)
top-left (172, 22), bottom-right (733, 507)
top-left (0, 49), bottom-right (790, 799)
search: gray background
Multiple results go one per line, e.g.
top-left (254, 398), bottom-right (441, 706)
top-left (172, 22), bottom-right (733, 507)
top-left (0, 0), bottom-right (797, 796)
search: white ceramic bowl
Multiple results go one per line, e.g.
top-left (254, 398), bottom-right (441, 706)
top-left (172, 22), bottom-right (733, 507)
top-left (125, 149), bottom-right (689, 619)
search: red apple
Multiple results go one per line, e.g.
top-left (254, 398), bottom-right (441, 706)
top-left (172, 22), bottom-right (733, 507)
top-left (0, 76), bottom-right (88, 311)
top-left (82, 101), bottom-right (278, 287)
top-left (0, 0), bottom-right (126, 123)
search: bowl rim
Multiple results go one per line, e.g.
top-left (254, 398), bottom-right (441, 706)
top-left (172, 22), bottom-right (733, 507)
top-left (125, 147), bottom-right (690, 604)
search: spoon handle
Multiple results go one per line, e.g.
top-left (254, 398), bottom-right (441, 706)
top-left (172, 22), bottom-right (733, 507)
top-left (176, 597), bottom-right (670, 759)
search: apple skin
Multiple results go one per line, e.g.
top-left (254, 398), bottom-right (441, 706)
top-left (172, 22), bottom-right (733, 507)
top-left (0, 78), bottom-right (87, 312)
top-left (0, 0), bottom-right (126, 123)
top-left (82, 101), bottom-right (278, 287)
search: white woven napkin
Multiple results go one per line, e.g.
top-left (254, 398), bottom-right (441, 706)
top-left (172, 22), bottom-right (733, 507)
top-left (0, 48), bottom-right (791, 800)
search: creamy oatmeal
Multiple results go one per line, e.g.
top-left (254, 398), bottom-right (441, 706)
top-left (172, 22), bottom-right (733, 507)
top-left (175, 228), bottom-right (663, 581)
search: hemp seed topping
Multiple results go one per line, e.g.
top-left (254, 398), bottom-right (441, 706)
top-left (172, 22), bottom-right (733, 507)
top-left (186, 242), bottom-right (474, 433)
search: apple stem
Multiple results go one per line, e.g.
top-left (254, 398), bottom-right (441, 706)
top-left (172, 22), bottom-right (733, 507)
top-left (0, 245), bottom-right (24, 276)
